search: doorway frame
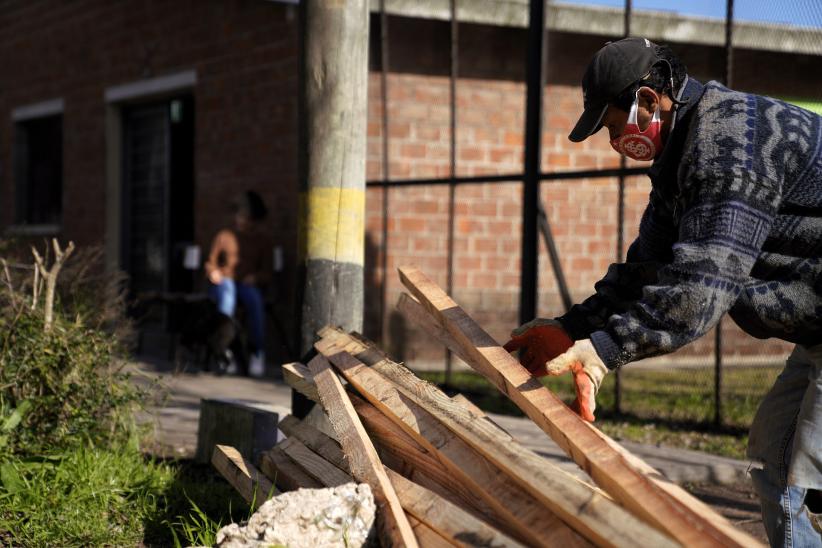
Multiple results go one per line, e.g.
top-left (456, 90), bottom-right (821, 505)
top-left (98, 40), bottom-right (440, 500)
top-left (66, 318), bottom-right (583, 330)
top-left (103, 70), bottom-right (197, 274)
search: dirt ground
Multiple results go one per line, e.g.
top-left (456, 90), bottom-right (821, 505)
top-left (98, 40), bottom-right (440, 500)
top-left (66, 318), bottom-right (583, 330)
top-left (686, 481), bottom-right (768, 543)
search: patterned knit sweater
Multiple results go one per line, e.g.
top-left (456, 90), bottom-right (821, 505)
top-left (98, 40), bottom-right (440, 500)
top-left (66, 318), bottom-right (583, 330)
top-left (558, 78), bottom-right (822, 369)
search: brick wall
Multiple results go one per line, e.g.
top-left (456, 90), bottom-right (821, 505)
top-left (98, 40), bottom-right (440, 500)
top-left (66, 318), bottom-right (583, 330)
top-left (0, 0), bottom-right (301, 359)
top-left (363, 29), bottom-right (799, 365)
top-left (0, 8), bottom-right (805, 366)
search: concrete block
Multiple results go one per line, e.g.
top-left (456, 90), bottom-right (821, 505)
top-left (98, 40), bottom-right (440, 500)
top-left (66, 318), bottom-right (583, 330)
top-left (196, 398), bottom-right (280, 464)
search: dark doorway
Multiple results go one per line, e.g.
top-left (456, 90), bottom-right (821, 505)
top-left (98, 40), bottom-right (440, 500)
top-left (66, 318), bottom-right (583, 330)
top-left (121, 95), bottom-right (195, 326)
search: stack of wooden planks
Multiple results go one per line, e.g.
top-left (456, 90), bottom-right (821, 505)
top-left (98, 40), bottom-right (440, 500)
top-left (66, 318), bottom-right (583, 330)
top-left (214, 266), bottom-right (763, 547)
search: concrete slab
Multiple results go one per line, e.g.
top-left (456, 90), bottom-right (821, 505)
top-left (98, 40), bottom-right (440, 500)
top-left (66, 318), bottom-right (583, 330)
top-left (131, 358), bottom-right (292, 458)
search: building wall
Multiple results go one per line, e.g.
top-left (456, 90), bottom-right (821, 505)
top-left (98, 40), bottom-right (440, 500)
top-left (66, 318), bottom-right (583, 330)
top-left (0, 0), bottom-right (301, 358)
top-left (363, 21), bottom-right (804, 366)
top-left (0, 7), bottom-right (809, 365)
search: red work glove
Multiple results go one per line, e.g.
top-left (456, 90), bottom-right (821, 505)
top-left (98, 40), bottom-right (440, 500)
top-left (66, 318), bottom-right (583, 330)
top-left (503, 319), bottom-right (574, 376)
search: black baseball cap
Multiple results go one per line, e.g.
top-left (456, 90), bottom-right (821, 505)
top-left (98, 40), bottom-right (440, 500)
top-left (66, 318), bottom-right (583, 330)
top-left (568, 37), bottom-right (661, 142)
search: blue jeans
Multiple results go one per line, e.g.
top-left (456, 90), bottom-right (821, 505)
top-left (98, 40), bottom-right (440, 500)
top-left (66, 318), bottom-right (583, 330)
top-left (209, 279), bottom-right (265, 356)
top-left (748, 344), bottom-right (822, 547)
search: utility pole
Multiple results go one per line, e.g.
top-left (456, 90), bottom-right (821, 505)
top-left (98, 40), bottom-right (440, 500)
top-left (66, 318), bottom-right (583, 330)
top-left (298, 0), bottom-right (369, 357)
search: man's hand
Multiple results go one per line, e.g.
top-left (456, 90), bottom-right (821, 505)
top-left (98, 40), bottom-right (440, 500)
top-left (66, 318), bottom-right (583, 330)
top-left (503, 318), bottom-right (574, 376)
top-left (544, 339), bottom-right (608, 422)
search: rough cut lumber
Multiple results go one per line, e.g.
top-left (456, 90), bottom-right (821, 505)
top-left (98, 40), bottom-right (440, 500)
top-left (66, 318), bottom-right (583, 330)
top-left (320, 326), bottom-right (515, 440)
top-left (211, 445), bottom-right (274, 509)
top-left (384, 308), bottom-right (739, 539)
top-left (276, 423), bottom-right (453, 548)
top-left (278, 415), bottom-right (349, 472)
top-left (281, 414), bottom-right (524, 548)
top-left (318, 331), bottom-right (675, 548)
top-left (351, 395), bottom-right (508, 528)
top-left (385, 467), bottom-right (525, 548)
top-left (398, 265), bottom-right (761, 548)
top-left (278, 437), bottom-right (352, 487)
top-left (282, 362), bottom-right (319, 402)
top-left (282, 369), bottom-right (475, 515)
top-left (259, 445), bottom-right (323, 491)
top-left (308, 355), bottom-right (419, 548)
top-left (315, 338), bottom-right (590, 548)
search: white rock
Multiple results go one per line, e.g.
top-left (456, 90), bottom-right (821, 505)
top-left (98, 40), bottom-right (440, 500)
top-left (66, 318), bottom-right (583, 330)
top-left (216, 482), bottom-right (376, 548)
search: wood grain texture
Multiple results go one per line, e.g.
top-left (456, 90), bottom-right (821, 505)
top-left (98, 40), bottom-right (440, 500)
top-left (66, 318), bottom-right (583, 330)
top-left (386, 468), bottom-right (525, 548)
top-left (308, 354), bottom-right (419, 548)
top-left (259, 445), bottom-right (323, 491)
top-left (278, 415), bottom-right (349, 472)
top-left (282, 362), bottom-right (319, 402)
top-left (398, 265), bottom-right (760, 548)
top-left (318, 331), bottom-right (676, 548)
top-left (281, 416), bottom-right (510, 548)
top-left (315, 338), bottom-right (590, 548)
top-left (279, 437), bottom-right (352, 487)
top-left (211, 445), bottom-right (274, 509)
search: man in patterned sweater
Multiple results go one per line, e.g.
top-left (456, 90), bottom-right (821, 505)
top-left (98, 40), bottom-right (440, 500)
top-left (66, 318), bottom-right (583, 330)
top-left (504, 37), bottom-right (821, 545)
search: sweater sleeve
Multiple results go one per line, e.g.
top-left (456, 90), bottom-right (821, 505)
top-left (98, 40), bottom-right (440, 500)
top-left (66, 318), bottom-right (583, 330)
top-left (589, 167), bottom-right (781, 369)
top-left (557, 188), bottom-right (678, 340)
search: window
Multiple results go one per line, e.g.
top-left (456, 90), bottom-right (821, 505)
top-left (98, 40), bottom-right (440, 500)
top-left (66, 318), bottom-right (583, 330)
top-left (14, 113), bottom-right (63, 226)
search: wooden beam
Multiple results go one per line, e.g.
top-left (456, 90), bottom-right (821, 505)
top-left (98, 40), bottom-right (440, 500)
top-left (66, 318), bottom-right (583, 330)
top-left (281, 372), bottom-right (477, 516)
top-left (315, 339), bottom-right (590, 548)
top-left (278, 415), bottom-right (349, 472)
top-left (277, 421), bottom-right (454, 548)
top-left (259, 445), bottom-right (323, 491)
top-left (280, 357), bottom-right (535, 542)
top-left (278, 437), bottom-right (352, 487)
top-left (389, 302), bottom-right (758, 546)
top-left (318, 332), bottom-right (677, 548)
top-left (280, 412), bottom-right (524, 548)
top-left (386, 467), bottom-right (525, 548)
top-left (308, 355), bottom-right (419, 548)
top-left (211, 445), bottom-right (274, 509)
top-left (283, 362), bottom-right (319, 402)
top-left (320, 326), bottom-right (513, 439)
top-left (350, 394), bottom-right (515, 534)
top-left (398, 265), bottom-right (760, 548)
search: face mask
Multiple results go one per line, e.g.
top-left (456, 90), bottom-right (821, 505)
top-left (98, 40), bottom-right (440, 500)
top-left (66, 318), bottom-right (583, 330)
top-left (610, 91), bottom-right (663, 161)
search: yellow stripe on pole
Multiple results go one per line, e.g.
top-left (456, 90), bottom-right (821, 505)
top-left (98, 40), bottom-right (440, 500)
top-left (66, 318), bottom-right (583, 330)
top-left (301, 187), bottom-right (365, 265)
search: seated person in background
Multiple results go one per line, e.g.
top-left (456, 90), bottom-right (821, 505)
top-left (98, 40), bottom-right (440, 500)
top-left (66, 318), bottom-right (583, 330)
top-left (204, 191), bottom-right (272, 378)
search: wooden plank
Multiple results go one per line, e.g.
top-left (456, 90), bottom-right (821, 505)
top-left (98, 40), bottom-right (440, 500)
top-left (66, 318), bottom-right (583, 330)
top-left (380, 308), bottom-right (741, 538)
top-left (350, 394), bottom-right (518, 536)
top-left (283, 362), bottom-right (319, 402)
top-left (319, 328), bottom-right (602, 499)
top-left (386, 467), bottom-right (525, 548)
top-left (308, 355), bottom-right (419, 548)
top-left (278, 418), bottom-right (452, 548)
top-left (318, 337), bottom-right (670, 548)
top-left (315, 339), bottom-right (591, 548)
top-left (259, 445), bottom-right (323, 491)
top-left (211, 445), bottom-right (274, 509)
top-left (278, 415), bottom-right (349, 472)
top-left (281, 412), bottom-right (524, 548)
top-left (278, 437), bottom-right (352, 487)
top-left (398, 265), bottom-right (761, 548)
top-left (280, 361), bottom-right (531, 542)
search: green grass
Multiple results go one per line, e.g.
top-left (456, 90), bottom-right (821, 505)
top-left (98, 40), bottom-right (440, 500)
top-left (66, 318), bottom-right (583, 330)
top-left (0, 440), bottom-right (253, 547)
top-left (417, 365), bottom-right (781, 460)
